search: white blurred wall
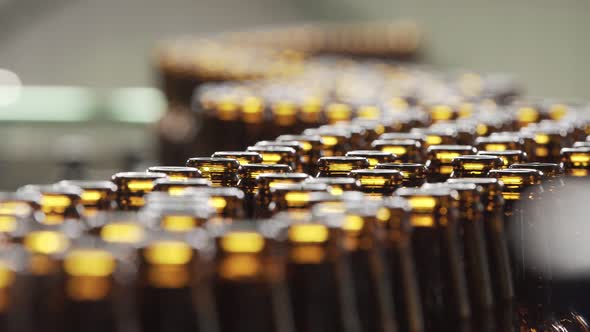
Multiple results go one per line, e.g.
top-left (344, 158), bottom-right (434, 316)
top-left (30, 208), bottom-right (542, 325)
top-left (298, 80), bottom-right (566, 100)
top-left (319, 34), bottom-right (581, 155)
top-left (1, 0), bottom-right (589, 98)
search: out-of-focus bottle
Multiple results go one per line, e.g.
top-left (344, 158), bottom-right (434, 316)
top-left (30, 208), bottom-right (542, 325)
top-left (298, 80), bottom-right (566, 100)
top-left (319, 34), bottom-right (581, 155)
top-left (254, 141), bottom-right (305, 172)
top-left (411, 127), bottom-right (459, 149)
top-left (147, 166), bottom-right (202, 180)
top-left (450, 155), bottom-right (504, 178)
top-left (211, 224), bottom-right (294, 332)
top-left (185, 158), bottom-right (240, 187)
top-left (521, 126), bottom-right (569, 163)
top-left (371, 139), bottom-right (423, 163)
top-left (305, 177), bottom-right (362, 195)
top-left (152, 178), bottom-right (211, 196)
top-left (142, 192), bottom-right (213, 233)
top-left (280, 217), bottom-right (361, 332)
top-left (268, 182), bottom-right (330, 217)
top-left (237, 164), bottom-right (292, 217)
top-left (345, 151), bottom-right (396, 169)
top-left (303, 127), bottom-right (351, 157)
top-left (425, 145), bottom-right (477, 182)
top-left (137, 231), bottom-right (217, 332)
top-left (276, 134), bottom-right (324, 174)
top-left (59, 180), bottom-right (117, 218)
top-left (211, 151), bottom-right (263, 165)
top-left (560, 147), bottom-right (590, 177)
top-left (348, 169), bottom-right (403, 197)
top-left (18, 184), bottom-right (85, 224)
top-left (397, 187), bottom-right (471, 328)
top-left (111, 172), bottom-right (167, 211)
top-left (375, 163), bottom-right (427, 187)
top-left (316, 157), bottom-right (369, 177)
top-left (477, 150), bottom-right (528, 168)
top-left (247, 145), bottom-right (298, 170)
top-left (255, 173), bottom-right (310, 218)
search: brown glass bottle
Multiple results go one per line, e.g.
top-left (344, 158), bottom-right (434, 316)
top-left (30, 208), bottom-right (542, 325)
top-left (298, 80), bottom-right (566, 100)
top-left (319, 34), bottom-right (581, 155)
top-left (305, 177), bottom-right (362, 196)
top-left (247, 145), bottom-right (298, 170)
top-left (477, 150), bottom-right (528, 168)
top-left (316, 157), bottom-right (369, 177)
top-left (348, 169), bottom-right (403, 197)
top-left (560, 147), bottom-right (590, 177)
top-left (147, 166), bottom-right (202, 180)
top-left (397, 187), bottom-right (471, 328)
top-left (281, 219), bottom-right (361, 332)
top-left (152, 178), bottom-right (211, 196)
top-left (345, 150), bottom-right (397, 169)
top-left (276, 134), bottom-right (325, 175)
top-left (111, 172), bottom-right (167, 211)
top-left (254, 141), bottom-right (305, 172)
top-left (212, 225), bottom-right (294, 332)
top-left (18, 184), bottom-right (85, 224)
top-left (59, 180), bottom-right (117, 217)
top-left (380, 197), bottom-right (425, 332)
top-left (185, 158), bottom-right (240, 187)
top-left (237, 164), bottom-right (292, 218)
top-left (425, 145), bottom-right (477, 182)
top-left (446, 178), bottom-right (514, 303)
top-left (371, 139), bottom-right (424, 163)
top-left (375, 163), bottom-right (427, 187)
top-left (450, 155), bottom-right (504, 178)
top-left (303, 127), bottom-right (351, 157)
top-left (255, 173), bottom-right (310, 219)
top-left (137, 231), bottom-right (217, 332)
top-left (211, 151), bottom-right (263, 165)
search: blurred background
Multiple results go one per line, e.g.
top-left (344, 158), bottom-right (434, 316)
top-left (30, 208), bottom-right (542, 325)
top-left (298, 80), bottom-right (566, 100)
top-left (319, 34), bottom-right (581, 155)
top-left (0, 0), bottom-right (588, 188)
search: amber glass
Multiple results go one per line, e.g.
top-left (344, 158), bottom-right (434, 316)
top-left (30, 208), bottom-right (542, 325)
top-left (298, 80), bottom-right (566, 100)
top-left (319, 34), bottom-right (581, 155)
top-left (185, 157), bottom-right (240, 187)
top-left (316, 157), bottom-right (369, 177)
top-left (111, 172), bottom-right (167, 211)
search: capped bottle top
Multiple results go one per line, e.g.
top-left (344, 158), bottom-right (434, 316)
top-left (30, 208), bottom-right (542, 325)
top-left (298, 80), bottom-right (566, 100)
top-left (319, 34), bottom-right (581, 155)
top-left (349, 169), bottom-right (403, 195)
top-left (185, 157), bottom-right (240, 187)
top-left (211, 151), bottom-right (263, 165)
top-left (477, 150), bottom-right (528, 167)
top-left (111, 172), bottom-right (167, 192)
top-left (316, 156), bottom-right (369, 177)
top-left (450, 155), bottom-right (504, 178)
top-left (238, 164), bottom-right (293, 194)
top-left (146, 166), bottom-right (202, 180)
top-left (246, 145), bottom-right (297, 166)
top-left (152, 178), bottom-right (211, 196)
top-left (345, 150), bottom-right (396, 168)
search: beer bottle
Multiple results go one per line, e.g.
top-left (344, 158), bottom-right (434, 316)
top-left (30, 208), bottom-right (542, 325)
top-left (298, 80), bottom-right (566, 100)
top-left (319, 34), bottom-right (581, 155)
top-left (380, 197), bottom-right (425, 332)
top-left (345, 150), bottom-right (397, 169)
top-left (254, 141), bottom-right (305, 172)
top-left (375, 163), bottom-right (428, 187)
top-left (211, 151), bottom-right (263, 165)
top-left (212, 224), bottom-right (294, 332)
top-left (152, 178), bottom-right (211, 196)
top-left (397, 187), bottom-right (471, 328)
top-left (521, 126), bottom-right (569, 163)
top-left (477, 150), bottom-right (528, 168)
top-left (237, 164), bottom-right (292, 217)
top-left (198, 187), bottom-right (246, 222)
top-left (0, 191), bottom-right (43, 225)
top-left (147, 166), bottom-right (202, 180)
top-left (425, 145), bottom-right (477, 182)
top-left (58, 180), bottom-right (117, 217)
top-left (303, 127), bottom-right (351, 157)
top-left (450, 155), bottom-right (504, 178)
top-left (111, 172), bottom-right (167, 211)
top-left (138, 231), bottom-right (218, 332)
top-left (280, 217), bottom-right (361, 332)
top-left (305, 177), bottom-right (361, 195)
top-left (410, 127), bottom-right (459, 149)
top-left (371, 139), bottom-right (423, 163)
top-left (247, 145), bottom-right (298, 170)
top-left (185, 158), bottom-right (240, 187)
top-left (255, 173), bottom-right (310, 218)
top-left (142, 192), bottom-right (213, 233)
top-left (475, 135), bottom-right (524, 153)
top-left (268, 182), bottom-right (330, 216)
top-left (316, 157), bottom-right (369, 177)
top-left (446, 178), bottom-right (514, 303)
top-left (425, 182), bottom-right (494, 310)
top-left (276, 134), bottom-right (324, 174)
top-left (560, 147), bottom-right (590, 177)
top-left (348, 169), bottom-right (403, 197)
top-left (18, 184), bottom-right (85, 224)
